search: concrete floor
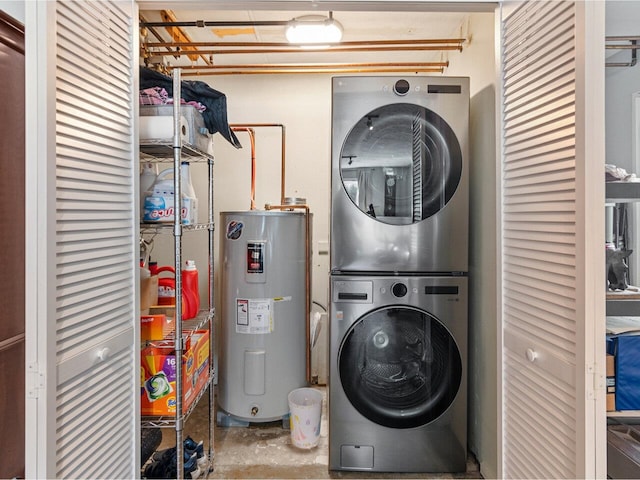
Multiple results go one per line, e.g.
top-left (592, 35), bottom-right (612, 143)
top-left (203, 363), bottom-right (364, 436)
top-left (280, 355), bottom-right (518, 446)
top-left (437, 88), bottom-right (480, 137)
top-left (152, 386), bottom-right (482, 480)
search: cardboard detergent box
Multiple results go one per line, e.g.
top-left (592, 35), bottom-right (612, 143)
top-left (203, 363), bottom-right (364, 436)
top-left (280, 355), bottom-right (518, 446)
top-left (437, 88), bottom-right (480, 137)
top-left (140, 330), bottom-right (210, 416)
top-left (140, 313), bottom-right (174, 342)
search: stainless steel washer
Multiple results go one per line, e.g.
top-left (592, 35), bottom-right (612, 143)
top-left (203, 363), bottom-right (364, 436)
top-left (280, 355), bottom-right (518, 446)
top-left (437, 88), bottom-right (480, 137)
top-left (329, 275), bottom-right (467, 472)
top-left (331, 76), bottom-right (469, 274)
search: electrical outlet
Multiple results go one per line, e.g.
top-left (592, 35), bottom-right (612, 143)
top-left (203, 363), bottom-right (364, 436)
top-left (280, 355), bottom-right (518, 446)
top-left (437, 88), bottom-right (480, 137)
top-left (317, 240), bottom-right (329, 255)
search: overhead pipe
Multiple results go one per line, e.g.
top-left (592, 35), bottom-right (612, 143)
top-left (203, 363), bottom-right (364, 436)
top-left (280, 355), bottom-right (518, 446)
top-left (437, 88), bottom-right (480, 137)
top-left (139, 13), bottom-right (183, 59)
top-left (175, 62), bottom-right (447, 70)
top-left (141, 38), bottom-right (464, 70)
top-left (140, 11), bottom-right (336, 30)
top-left (144, 38), bottom-right (465, 48)
top-left (140, 19), bottom-right (291, 28)
top-left (145, 46), bottom-right (461, 56)
top-left (181, 67), bottom-right (444, 76)
top-left (171, 62), bottom-right (448, 68)
top-left (158, 9), bottom-right (211, 64)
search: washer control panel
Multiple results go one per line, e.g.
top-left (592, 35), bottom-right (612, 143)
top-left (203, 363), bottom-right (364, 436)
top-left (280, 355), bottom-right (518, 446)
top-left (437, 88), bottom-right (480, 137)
top-left (332, 280), bottom-right (373, 303)
top-left (333, 277), bottom-right (464, 305)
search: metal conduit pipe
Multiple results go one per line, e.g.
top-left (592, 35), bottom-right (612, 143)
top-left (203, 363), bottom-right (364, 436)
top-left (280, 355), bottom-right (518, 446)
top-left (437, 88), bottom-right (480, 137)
top-left (229, 123), bottom-right (287, 204)
top-left (264, 203), bottom-right (312, 384)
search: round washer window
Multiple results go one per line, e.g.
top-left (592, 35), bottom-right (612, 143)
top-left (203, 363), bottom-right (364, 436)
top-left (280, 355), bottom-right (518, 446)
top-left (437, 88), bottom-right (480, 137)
top-left (339, 306), bottom-right (462, 429)
top-left (340, 103), bottom-right (462, 225)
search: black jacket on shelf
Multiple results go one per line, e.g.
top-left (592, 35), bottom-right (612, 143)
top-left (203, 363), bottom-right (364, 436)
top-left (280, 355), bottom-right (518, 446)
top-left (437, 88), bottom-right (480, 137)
top-left (140, 66), bottom-right (242, 149)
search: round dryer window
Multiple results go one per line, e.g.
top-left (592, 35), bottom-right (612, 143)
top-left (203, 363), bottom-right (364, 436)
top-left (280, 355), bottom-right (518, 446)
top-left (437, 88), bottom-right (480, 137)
top-left (339, 306), bottom-right (462, 429)
top-left (339, 103), bottom-right (462, 224)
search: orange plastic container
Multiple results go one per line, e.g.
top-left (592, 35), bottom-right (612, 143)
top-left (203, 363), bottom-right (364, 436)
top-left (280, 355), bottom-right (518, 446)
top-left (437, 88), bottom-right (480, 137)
top-left (154, 263), bottom-right (199, 320)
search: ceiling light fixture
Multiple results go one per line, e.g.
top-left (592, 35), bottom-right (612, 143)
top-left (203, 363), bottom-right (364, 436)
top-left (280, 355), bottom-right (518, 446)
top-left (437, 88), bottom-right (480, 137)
top-left (286, 12), bottom-right (343, 45)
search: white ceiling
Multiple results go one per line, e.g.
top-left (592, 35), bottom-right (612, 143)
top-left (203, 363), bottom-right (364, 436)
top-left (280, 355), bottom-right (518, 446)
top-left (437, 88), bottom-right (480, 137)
top-left (139, 8), bottom-right (482, 73)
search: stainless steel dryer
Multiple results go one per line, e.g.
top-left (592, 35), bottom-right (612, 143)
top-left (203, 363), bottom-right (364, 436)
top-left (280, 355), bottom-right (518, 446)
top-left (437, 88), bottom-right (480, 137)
top-left (331, 76), bottom-right (469, 274)
top-left (329, 275), bottom-right (467, 472)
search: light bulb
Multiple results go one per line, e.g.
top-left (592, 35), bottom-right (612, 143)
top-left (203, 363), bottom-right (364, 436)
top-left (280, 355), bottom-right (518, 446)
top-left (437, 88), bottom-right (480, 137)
top-left (286, 15), bottom-right (343, 44)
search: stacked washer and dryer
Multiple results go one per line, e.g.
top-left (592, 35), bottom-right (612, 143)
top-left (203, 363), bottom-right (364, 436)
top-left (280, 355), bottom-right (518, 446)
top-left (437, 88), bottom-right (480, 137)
top-left (329, 76), bottom-right (470, 473)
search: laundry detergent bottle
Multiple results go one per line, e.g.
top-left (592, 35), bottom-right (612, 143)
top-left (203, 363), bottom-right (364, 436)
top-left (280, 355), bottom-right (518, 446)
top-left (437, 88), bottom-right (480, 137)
top-left (143, 168), bottom-right (175, 223)
top-left (155, 265), bottom-right (177, 306)
top-left (139, 162), bottom-right (158, 215)
top-left (182, 259), bottom-right (200, 318)
top-left (143, 166), bottom-right (197, 225)
top-left (181, 161), bottom-right (198, 225)
top-left (155, 263), bottom-right (199, 320)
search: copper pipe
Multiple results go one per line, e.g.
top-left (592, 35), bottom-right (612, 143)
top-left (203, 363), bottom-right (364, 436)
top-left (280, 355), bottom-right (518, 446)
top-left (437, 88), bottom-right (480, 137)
top-left (159, 10), bottom-right (212, 65)
top-left (230, 124), bottom-right (287, 204)
top-left (145, 45), bottom-right (462, 55)
top-left (182, 67), bottom-right (444, 76)
top-left (144, 38), bottom-right (466, 48)
top-left (172, 62), bottom-right (448, 69)
top-left (265, 203), bottom-right (312, 384)
top-left (230, 127), bottom-right (257, 209)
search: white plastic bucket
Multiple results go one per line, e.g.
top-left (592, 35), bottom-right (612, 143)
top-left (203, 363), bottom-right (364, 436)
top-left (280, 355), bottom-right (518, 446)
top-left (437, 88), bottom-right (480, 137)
top-left (288, 387), bottom-right (323, 449)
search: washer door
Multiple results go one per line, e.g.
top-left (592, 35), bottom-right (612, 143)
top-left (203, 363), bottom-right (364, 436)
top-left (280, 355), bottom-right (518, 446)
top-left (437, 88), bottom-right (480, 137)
top-left (339, 305), bottom-right (462, 429)
top-left (339, 103), bottom-right (462, 225)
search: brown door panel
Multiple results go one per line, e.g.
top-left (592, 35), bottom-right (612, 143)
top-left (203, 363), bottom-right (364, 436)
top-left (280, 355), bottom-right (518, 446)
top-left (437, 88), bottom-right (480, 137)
top-left (0, 10), bottom-right (25, 479)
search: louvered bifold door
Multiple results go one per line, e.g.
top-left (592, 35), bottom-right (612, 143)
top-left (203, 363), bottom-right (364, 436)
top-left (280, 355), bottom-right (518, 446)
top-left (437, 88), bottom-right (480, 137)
top-left (500, 1), bottom-right (605, 478)
top-left (25, 1), bottom-right (138, 478)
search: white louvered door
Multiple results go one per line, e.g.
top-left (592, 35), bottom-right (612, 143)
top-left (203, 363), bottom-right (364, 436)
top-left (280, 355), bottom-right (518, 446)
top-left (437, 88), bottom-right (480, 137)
top-left (500, 1), bottom-right (606, 478)
top-left (24, 1), bottom-right (138, 478)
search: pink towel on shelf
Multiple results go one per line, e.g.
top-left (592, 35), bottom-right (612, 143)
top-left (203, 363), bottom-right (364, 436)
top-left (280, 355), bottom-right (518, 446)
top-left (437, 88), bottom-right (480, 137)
top-left (140, 87), bottom-right (169, 106)
top-left (140, 86), bottom-right (206, 113)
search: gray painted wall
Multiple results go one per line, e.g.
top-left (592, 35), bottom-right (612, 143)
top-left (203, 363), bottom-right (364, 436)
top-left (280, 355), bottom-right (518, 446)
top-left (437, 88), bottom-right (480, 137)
top-left (0, 1), bottom-right (24, 23)
top-left (605, 1), bottom-right (640, 172)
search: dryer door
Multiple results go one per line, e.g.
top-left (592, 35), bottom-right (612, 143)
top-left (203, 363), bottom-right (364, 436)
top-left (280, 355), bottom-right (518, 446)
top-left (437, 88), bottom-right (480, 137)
top-left (339, 103), bottom-right (462, 225)
top-left (339, 305), bottom-right (462, 429)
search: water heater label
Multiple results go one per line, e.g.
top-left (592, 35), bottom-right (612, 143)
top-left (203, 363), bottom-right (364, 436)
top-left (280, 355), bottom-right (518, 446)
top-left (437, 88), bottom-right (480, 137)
top-left (247, 242), bottom-right (265, 274)
top-left (236, 298), bottom-right (273, 334)
top-left (226, 221), bottom-right (243, 240)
